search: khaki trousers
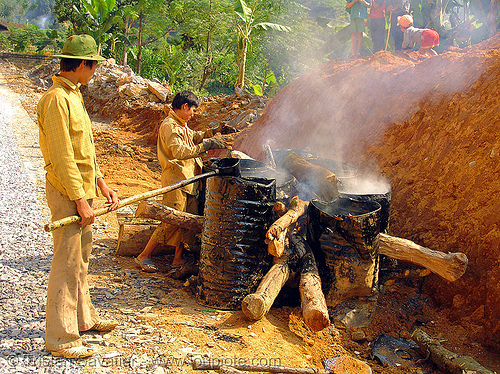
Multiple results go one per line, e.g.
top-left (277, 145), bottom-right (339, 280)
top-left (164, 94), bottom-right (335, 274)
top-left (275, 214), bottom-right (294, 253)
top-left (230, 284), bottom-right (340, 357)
top-left (45, 182), bottom-right (98, 351)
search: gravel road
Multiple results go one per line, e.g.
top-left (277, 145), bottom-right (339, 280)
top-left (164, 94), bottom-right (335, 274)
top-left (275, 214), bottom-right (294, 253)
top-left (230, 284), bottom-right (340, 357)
top-left (0, 82), bottom-right (84, 373)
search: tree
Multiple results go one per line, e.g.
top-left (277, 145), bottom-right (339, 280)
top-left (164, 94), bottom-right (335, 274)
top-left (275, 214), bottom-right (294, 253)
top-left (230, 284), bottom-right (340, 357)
top-left (54, 0), bottom-right (89, 33)
top-left (8, 24), bottom-right (44, 51)
top-left (35, 28), bottom-right (64, 53)
top-left (168, 0), bottom-right (234, 91)
top-left (0, 0), bottom-right (35, 22)
top-left (234, 0), bottom-right (291, 89)
top-left (77, 0), bottom-right (121, 54)
top-left (116, 1), bottom-right (139, 65)
top-left (131, 0), bottom-right (170, 75)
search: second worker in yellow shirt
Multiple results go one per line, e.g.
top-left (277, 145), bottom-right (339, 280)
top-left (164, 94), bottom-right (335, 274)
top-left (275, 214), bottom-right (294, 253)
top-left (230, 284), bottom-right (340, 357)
top-left (135, 90), bottom-right (234, 275)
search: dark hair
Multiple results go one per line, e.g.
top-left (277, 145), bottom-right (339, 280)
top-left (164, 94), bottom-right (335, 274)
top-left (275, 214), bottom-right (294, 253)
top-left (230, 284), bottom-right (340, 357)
top-left (60, 58), bottom-right (96, 72)
top-left (171, 90), bottom-right (199, 110)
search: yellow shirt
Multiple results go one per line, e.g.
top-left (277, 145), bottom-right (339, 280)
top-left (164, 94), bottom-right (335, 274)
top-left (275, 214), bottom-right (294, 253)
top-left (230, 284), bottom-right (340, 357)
top-left (37, 75), bottom-right (103, 201)
top-left (157, 109), bottom-right (208, 195)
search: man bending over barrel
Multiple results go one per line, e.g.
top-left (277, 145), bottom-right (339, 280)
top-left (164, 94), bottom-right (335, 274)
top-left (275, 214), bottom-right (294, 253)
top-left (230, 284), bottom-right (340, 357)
top-left (135, 90), bottom-right (234, 277)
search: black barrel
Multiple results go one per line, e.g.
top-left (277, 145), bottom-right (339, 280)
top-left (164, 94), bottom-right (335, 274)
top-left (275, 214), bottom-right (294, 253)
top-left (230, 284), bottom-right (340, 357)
top-left (339, 187), bottom-right (391, 233)
top-left (197, 174), bottom-right (275, 310)
top-left (239, 158), bottom-right (296, 202)
top-left (307, 197), bottom-right (381, 308)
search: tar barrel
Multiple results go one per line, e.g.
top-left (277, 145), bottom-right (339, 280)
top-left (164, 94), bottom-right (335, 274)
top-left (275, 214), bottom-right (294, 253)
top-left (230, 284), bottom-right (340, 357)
top-left (339, 186), bottom-right (391, 233)
top-left (306, 197), bottom-right (382, 315)
top-left (197, 172), bottom-right (276, 310)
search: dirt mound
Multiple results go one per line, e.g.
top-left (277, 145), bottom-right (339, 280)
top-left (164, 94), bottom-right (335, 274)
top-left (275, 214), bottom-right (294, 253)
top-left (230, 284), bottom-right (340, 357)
top-left (235, 35), bottom-right (500, 350)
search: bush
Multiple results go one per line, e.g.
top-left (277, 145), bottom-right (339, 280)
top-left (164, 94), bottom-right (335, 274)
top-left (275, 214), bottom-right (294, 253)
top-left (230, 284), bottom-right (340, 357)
top-left (8, 25), bottom-right (45, 53)
top-left (0, 34), bottom-right (10, 51)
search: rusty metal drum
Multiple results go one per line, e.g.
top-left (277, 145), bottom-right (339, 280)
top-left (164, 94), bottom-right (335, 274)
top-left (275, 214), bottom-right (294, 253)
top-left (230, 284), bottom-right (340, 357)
top-left (197, 172), bottom-right (275, 310)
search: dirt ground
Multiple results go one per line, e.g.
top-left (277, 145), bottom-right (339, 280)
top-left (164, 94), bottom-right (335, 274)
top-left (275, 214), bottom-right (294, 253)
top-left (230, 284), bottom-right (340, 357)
top-left (2, 39), bottom-right (500, 374)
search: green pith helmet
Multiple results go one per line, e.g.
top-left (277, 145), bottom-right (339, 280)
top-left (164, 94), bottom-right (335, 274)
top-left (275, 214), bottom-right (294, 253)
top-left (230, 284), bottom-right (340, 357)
top-left (53, 35), bottom-right (105, 61)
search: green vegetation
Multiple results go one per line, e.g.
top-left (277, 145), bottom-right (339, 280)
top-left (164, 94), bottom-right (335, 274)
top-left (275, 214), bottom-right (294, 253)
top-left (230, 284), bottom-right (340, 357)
top-left (0, 0), bottom-right (498, 95)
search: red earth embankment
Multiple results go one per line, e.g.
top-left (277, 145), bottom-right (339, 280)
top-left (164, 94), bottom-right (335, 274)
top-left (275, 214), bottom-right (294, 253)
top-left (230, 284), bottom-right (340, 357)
top-left (236, 35), bottom-right (500, 349)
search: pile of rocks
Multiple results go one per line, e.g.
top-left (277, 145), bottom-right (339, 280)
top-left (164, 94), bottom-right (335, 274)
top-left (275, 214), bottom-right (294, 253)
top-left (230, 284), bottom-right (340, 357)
top-left (28, 58), bottom-right (172, 117)
top-left (87, 59), bottom-right (171, 106)
top-left (27, 59), bottom-right (59, 90)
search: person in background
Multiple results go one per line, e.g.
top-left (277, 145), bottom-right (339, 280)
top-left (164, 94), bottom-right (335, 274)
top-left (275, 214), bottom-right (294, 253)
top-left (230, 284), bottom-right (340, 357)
top-left (37, 34), bottom-right (120, 359)
top-left (369, 0), bottom-right (386, 53)
top-left (135, 90), bottom-right (234, 278)
top-left (346, 0), bottom-right (372, 56)
top-left (386, 0), bottom-right (410, 51)
top-left (399, 14), bottom-right (440, 56)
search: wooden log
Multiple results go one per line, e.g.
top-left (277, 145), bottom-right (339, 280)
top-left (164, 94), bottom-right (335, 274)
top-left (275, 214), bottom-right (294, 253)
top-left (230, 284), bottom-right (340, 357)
top-left (266, 196), bottom-right (309, 257)
top-left (219, 366), bottom-right (246, 374)
top-left (241, 256), bottom-right (290, 320)
top-left (291, 234), bottom-right (330, 332)
top-left (115, 204), bottom-right (173, 257)
top-left (273, 201), bottom-right (287, 217)
top-left (379, 233), bottom-right (468, 282)
top-left (268, 230), bottom-right (287, 258)
top-left (193, 360), bottom-right (332, 374)
top-left (116, 222), bottom-right (161, 257)
top-left (135, 200), bottom-right (204, 232)
top-left (282, 152), bottom-right (339, 201)
top-left (411, 328), bottom-right (495, 374)
top-left (194, 358), bottom-right (371, 374)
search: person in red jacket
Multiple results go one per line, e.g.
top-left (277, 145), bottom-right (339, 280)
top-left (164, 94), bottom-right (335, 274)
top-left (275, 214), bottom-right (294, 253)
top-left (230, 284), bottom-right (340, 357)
top-left (398, 14), bottom-right (440, 56)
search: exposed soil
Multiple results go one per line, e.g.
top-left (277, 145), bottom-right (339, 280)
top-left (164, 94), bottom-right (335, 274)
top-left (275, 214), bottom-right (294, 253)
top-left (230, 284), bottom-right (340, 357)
top-left (2, 33), bottom-right (500, 373)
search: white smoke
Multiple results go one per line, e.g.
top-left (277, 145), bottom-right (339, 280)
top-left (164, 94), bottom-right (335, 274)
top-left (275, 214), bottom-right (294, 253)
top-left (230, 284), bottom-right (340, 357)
top-left (33, 14), bottom-right (51, 29)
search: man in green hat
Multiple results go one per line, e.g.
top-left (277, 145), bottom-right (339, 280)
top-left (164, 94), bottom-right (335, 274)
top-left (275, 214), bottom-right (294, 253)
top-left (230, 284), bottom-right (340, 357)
top-left (37, 34), bottom-right (120, 359)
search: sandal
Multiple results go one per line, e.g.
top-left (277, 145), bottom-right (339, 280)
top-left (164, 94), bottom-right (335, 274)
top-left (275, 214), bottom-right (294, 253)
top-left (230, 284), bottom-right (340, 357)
top-left (51, 346), bottom-right (94, 359)
top-left (135, 257), bottom-right (159, 273)
top-left (88, 319), bottom-right (118, 332)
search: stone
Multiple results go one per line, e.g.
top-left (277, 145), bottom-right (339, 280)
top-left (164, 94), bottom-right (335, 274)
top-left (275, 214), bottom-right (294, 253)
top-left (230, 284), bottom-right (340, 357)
top-left (116, 74), bottom-right (132, 86)
top-left (147, 81), bottom-right (170, 102)
top-left (351, 329), bottom-right (366, 342)
top-left (119, 83), bottom-right (149, 98)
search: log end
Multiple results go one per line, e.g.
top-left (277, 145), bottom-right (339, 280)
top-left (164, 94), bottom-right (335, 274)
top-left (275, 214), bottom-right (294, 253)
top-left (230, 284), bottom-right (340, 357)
top-left (268, 238), bottom-right (284, 258)
top-left (241, 294), bottom-right (267, 321)
top-left (445, 252), bottom-right (468, 281)
top-left (303, 311), bottom-right (330, 332)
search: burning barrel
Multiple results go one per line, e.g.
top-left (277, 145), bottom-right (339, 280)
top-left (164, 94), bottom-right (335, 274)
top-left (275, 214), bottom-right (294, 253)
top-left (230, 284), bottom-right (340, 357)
top-left (339, 185), bottom-right (391, 233)
top-left (307, 197), bottom-right (381, 326)
top-left (197, 161), bottom-right (276, 310)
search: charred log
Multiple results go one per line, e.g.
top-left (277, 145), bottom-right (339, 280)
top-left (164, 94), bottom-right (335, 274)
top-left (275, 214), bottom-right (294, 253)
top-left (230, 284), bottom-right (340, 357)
top-left (282, 152), bottom-right (340, 201)
top-left (412, 328), bottom-right (494, 374)
top-left (266, 197), bottom-right (309, 257)
top-left (241, 256), bottom-right (291, 320)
